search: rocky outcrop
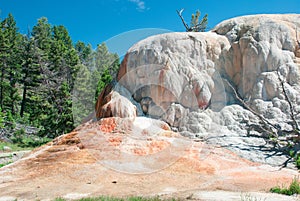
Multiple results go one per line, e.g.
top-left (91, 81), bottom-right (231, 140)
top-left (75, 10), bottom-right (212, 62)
top-left (116, 14), bottom-right (300, 118)
top-left (95, 84), bottom-right (137, 119)
top-left (117, 32), bottom-right (230, 114)
top-left (96, 14), bottom-right (300, 166)
top-left (213, 14), bottom-right (300, 104)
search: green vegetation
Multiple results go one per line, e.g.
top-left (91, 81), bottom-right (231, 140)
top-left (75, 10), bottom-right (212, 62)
top-left (0, 13), bottom-right (119, 146)
top-left (0, 148), bottom-right (14, 168)
top-left (288, 150), bottom-right (300, 169)
top-left (176, 9), bottom-right (208, 32)
top-left (54, 196), bottom-right (176, 201)
top-left (190, 10), bottom-right (208, 32)
top-left (10, 133), bottom-right (51, 148)
top-left (270, 178), bottom-right (300, 196)
top-left (296, 155), bottom-right (300, 169)
top-left (0, 161), bottom-right (12, 168)
top-left (0, 141), bottom-right (31, 151)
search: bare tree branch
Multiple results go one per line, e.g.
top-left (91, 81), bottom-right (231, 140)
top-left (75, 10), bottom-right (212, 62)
top-left (223, 79), bottom-right (279, 137)
top-left (276, 68), bottom-right (300, 133)
top-left (176, 9), bottom-right (191, 32)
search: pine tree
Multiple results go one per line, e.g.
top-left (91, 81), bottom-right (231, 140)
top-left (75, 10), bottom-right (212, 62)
top-left (37, 24), bottom-right (80, 136)
top-left (75, 41), bottom-right (93, 67)
top-left (0, 17), bottom-right (7, 111)
top-left (94, 67), bottom-right (113, 101)
top-left (177, 9), bottom-right (208, 32)
top-left (51, 25), bottom-right (80, 88)
top-left (95, 43), bottom-right (120, 78)
top-left (19, 33), bottom-right (42, 118)
top-left (29, 18), bottom-right (81, 137)
top-left (0, 14), bottom-right (22, 115)
top-left (25, 17), bottom-right (53, 130)
top-left (190, 10), bottom-right (208, 32)
top-left (32, 17), bottom-right (52, 51)
top-left (0, 15), bottom-right (121, 140)
top-left (72, 64), bottom-right (95, 125)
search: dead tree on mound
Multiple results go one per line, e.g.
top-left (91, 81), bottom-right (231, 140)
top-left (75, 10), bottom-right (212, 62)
top-left (276, 68), bottom-right (300, 136)
top-left (176, 9), bottom-right (208, 32)
top-left (223, 74), bottom-right (300, 149)
top-left (223, 79), bottom-right (279, 139)
top-left (224, 76), bottom-right (300, 167)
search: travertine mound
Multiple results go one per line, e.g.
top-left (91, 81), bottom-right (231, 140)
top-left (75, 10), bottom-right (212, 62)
top-left (115, 14), bottom-right (300, 125)
top-left (94, 14), bottom-right (300, 165)
top-left (213, 14), bottom-right (300, 106)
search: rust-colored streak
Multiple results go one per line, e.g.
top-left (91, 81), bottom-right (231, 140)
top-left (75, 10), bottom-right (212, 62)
top-left (107, 136), bottom-right (123, 146)
top-left (95, 84), bottom-right (114, 119)
top-left (99, 118), bottom-right (117, 133)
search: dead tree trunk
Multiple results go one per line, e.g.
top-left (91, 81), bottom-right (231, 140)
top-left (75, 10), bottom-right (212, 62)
top-left (276, 68), bottom-right (300, 134)
top-left (176, 9), bottom-right (191, 32)
top-left (223, 79), bottom-right (279, 138)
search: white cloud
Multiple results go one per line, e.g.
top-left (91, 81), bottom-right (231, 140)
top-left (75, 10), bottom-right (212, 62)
top-left (128, 0), bottom-right (146, 11)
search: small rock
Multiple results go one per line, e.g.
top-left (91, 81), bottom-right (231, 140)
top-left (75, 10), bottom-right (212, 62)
top-left (186, 194), bottom-right (194, 200)
top-left (3, 146), bottom-right (12, 152)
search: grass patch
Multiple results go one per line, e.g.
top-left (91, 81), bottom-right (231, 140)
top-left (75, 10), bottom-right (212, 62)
top-left (270, 178), bottom-right (300, 196)
top-left (0, 161), bottom-right (13, 168)
top-left (0, 141), bottom-right (31, 152)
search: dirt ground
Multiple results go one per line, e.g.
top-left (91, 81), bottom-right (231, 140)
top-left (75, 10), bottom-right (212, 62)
top-left (0, 118), bottom-right (299, 201)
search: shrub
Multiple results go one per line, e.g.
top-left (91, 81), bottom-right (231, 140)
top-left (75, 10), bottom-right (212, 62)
top-left (11, 130), bottom-right (50, 148)
top-left (0, 161), bottom-right (12, 168)
top-left (270, 178), bottom-right (300, 195)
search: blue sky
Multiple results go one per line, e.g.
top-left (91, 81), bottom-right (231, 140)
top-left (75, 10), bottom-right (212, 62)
top-left (0, 0), bottom-right (299, 54)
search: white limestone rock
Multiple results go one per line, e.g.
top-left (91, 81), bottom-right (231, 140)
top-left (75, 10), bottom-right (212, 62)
top-left (214, 14), bottom-right (300, 105)
top-left (162, 103), bottom-right (188, 128)
top-left (95, 84), bottom-right (137, 119)
top-left (95, 14), bottom-right (300, 167)
top-left (117, 32), bottom-right (230, 113)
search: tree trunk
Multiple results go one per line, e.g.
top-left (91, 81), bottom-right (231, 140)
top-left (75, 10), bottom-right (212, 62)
top-left (0, 60), bottom-right (6, 110)
top-left (9, 69), bottom-right (15, 115)
top-left (0, 67), bottom-right (4, 110)
top-left (20, 83), bottom-right (27, 117)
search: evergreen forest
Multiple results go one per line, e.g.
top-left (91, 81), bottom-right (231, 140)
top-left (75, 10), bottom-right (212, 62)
top-left (0, 13), bottom-right (119, 147)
